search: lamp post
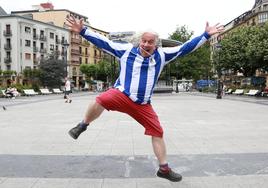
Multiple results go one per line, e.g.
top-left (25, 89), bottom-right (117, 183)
top-left (62, 41), bottom-right (69, 77)
top-left (215, 43), bottom-right (222, 99)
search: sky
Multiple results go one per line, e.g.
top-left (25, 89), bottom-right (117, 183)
top-left (1, 0), bottom-right (255, 38)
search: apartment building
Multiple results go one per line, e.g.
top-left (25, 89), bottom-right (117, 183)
top-left (210, 0), bottom-right (268, 86)
top-left (11, 2), bottom-right (109, 88)
top-left (0, 14), bottom-right (69, 81)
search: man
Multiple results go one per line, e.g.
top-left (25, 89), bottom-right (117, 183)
top-left (64, 77), bottom-right (72, 103)
top-left (66, 15), bottom-right (223, 182)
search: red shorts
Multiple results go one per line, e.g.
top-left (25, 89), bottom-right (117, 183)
top-left (96, 88), bottom-right (163, 137)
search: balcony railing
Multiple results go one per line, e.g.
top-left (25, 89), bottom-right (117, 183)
top-left (4, 57), bottom-right (12, 64)
top-left (71, 38), bottom-right (82, 44)
top-left (3, 30), bottom-right (12, 37)
top-left (55, 39), bottom-right (60, 44)
top-left (33, 46), bottom-right (39, 52)
top-left (33, 34), bottom-right (39, 40)
top-left (39, 35), bottom-right (47, 41)
top-left (40, 48), bottom-right (47, 53)
top-left (71, 49), bottom-right (80, 55)
top-left (4, 44), bottom-right (12, 50)
top-left (33, 59), bottom-right (38, 64)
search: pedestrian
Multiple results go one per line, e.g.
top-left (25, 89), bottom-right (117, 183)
top-left (64, 77), bottom-right (72, 103)
top-left (66, 15), bottom-right (223, 182)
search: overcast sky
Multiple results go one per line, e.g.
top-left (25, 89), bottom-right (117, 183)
top-left (1, 0), bottom-right (254, 38)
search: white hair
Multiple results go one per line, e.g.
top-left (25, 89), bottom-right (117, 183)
top-left (129, 29), bottom-right (160, 47)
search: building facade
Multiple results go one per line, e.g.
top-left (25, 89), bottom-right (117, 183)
top-left (11, 3), bottom-right (109, 88)
top-left (0, 14), bottom-right (69, 84)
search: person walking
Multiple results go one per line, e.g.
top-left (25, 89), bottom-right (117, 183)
top-left (64, 77), bottom-right (72, 103)
top-left (66, 15), bottom-right (223, 182)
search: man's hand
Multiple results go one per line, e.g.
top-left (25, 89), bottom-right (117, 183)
top-left (205, 22), bottom-right (224, 36)
top-left (66, 15), bottom-right (84, 33)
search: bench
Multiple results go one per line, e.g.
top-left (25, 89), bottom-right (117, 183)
top-left (233, 89), bottom-right (244, 95)
top-left (40, 88), bottom-right (52, 95)
top-left (23, 89), bottom-right (39, 96)
top-left (245, 89), bottom-right (259, 96)
top-left (225, 89), bottom-right (233, 94)
top-left (52, 88), bottom-right (63, 94)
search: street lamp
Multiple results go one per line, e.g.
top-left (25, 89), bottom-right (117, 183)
top-left (62, 40), bottom-right (69, 77)
top-left (215, 43), bottom-right (222, 99)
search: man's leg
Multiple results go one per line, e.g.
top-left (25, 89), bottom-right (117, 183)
top-left (152, 136), bottom-right (182, 182)
top-left (68, 101), bottom-right (104, 139)
top-left (152, 136), bottom-right (167, 165)
top-left (83, 102), bottom-right (105, 124)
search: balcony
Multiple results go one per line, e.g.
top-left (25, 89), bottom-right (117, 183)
top-left (55, 39), bottom-right (60, 44)
top-left (33, 46), bottom-right (39, 52)
top-left (33, 34), bottom-right (39, 40)
top-left (33, 59), bottom-right (38, 64)
top-left (61, 39), bottom-right (68, 45)
top-left (3, 30), bottom-right (12, 37)
top-left (4, 57), bottom-right (12, 64)
top-left (71, 37), bottom-right (82, 44)
top-left (40, 48), bottom-right (47, 53)
top-left (71, 49), bottom-right (80, 55)
top-left (39, 35), bottom-right (47, 41)
top-left (54, 50), bottom-right (61, 56)
top-left (4, 44), bottom-right (12, 50)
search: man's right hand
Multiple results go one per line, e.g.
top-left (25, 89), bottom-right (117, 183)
top-left (66, 15), bottom-right (84, 33)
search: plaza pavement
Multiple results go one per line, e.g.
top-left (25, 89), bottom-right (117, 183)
top-left (0, 91), bottom-right (268, 188)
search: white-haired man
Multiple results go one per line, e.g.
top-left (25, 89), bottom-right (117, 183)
top-left (66, 15), bottom-right (223, 182)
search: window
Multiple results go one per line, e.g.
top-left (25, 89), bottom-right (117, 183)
top-left (33, 28), bottom-right (36, 35)
top-left (94, 50), bottom-right (97, 57)
top-left (25, 40), bottom-right (31, 47)
top-left (25, 26), bottom-right (31, 33)
top-left (40, 43), bottom-right (44, 49)
top-left (25, 53), bottom-right (31, 60)
top-left (50, 44), bottom-right (54, 51)
top-left (85, 48), bottom-right (88, 55)
top-left (259, 12), bottom-right (268, 23)
top-left (79, 47), bottom-right (82, 54)
top-left (85, 58), bottom-right (88, 64)
top-left (79, 57), bottom-right (82, 64)
top-left (6, 24), bottom-right (11, 31)
top-left (50, 32), bottom-right (54, 39)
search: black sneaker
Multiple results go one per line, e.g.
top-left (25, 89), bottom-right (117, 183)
top-left (68, 123), bottom-right (87, 139)
top-left (157, 168), bottom-right (182, 182)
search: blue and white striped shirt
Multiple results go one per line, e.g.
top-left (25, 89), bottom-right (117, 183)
top-left (80, 27), bottom-right (210, 104)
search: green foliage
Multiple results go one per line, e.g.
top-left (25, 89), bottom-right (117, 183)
top-left (168, 26), bottom-right (212, 81)
top-left (219, 23), bottom-right (268, 77)
top-left (80, 63), bottom-right (97, 82)
top-left (95, 60), bottom-right (111, 81)
top-left (39, 57), bottom-right (65, 88)
top-left (2, 70), bottom-right (16, 77)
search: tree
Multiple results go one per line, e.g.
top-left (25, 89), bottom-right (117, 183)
top-left (220, 23), bottom-right (268, 77)
top-left (168, 25), bottom-right (212, 81)
top-left (39, 57), bottom-right (65, 88)
top-left (80, 63), bottom-right (97, 84)
top-left (95, 60), bottom-right (112, 82)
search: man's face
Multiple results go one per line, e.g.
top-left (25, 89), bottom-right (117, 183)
top-left (139, 32), bottom-right (157, 57)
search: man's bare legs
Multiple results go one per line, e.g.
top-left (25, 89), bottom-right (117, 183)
top-left (152, 136), bottom-right (182, 182)
top-left (83, 101), bottom-right (105, 124)
top-left (152, 136), bottom-right (167, 165)
top-left (68, 101), bottom-right (104, 139)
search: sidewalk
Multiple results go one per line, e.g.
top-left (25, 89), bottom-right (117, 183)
top-left (0, 92), bottom-right (268, 188)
